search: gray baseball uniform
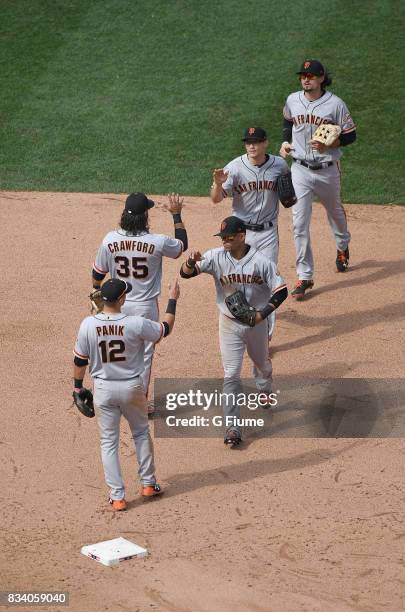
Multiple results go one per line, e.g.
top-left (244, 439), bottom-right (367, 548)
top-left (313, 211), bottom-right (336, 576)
top-left (74, 312), bottom-right (164, 501)
top-left (196, 246), bottom-right (286, 437)
top-left (221, 153), bottom-right (289, 262)
top-left (93, 229), bottom-right (182, 393)
top-left (283, 90), bottom-right (356, 279)
top-left (221, 153), bottom-right (289, 337)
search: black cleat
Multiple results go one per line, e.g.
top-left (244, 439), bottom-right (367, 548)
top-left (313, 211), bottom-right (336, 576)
top-left (336, 248), bottom-right (350, 272)
top-left (224, 430), bottom-right (242, 447)
top-left (291, 279), bottom-right (314, 300)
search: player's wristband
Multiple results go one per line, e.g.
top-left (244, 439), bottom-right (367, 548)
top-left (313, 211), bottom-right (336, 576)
top-left (74, 378), bottom-right (83, 390)
top-left (166, 298), bottom-right (177, 315)
top-left (260, 304), bottom-right (275, 320)
top-left (186, 258), bottom-right (196, 268)
top-left (172, 213), bottom-right (182, 224)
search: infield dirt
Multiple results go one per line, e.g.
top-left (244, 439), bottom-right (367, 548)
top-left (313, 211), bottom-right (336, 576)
top-left (1, 192), bottom-right (405, 611)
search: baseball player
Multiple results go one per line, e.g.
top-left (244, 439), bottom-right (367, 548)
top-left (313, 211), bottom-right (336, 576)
top-left (73, 277), bottom-right (180, 510)
top-left (280, 59), bottom-right (357, 299)
top-left (180, 216), bottom-right (288, 447)
top-left (210, 127), bottom-right (291, 336)
top-left (91, 192), bottom-right (187, 409)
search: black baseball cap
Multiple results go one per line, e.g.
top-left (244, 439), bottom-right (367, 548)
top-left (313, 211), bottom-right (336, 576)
top-left (297, 59), bottom-right (325, 76)
top-left (242, 127), bottom-right (267, 143)
top-left (125, 192), bottom-right (155, 215)
top-left (214, 216), bottom-right (246, 237)
top-left (101, 279), bottom-right (132, 302)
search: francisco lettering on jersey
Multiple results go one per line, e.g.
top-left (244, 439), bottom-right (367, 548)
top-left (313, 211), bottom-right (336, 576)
top-left (220, 273), bottom-right (264, 286)
top-left (107, 240), bottom-right (155, 254)
top-left (96, 325), bottom-right (125, 336)
top-left (234, 180), bottom-right (276, 195)
top-left (293, 115), bottom-right (329, 127)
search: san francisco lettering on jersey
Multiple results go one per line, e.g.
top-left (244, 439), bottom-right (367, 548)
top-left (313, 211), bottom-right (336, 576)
top-left (234, 179), bottom-right (276, 195)
top-left (220, 273), bottom-right (264, 286)
top-left (107, 240), bottom-right (155, 254)
top-left (96, 325), bottom-right (125, 337)
top-left (292, 115), bottom-right (329, 127)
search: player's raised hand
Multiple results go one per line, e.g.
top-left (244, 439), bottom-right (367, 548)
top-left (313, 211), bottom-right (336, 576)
top-left (164, 192), bottom-right (184, 214)
top-left (212, 168), bottom-right (228, 186)
top-left (279, 142), bottom-right (295, 158)
top-left (189, 250), bottom-right (204, 262)
top-left (168, 277), bottom-right (181, 300)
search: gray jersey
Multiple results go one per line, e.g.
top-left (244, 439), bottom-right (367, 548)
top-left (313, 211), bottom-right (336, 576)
top-left (196, 246), bottom-right (286, 316)
top-left (283, 91), bottom-right (356, 163)
top-left (74, 312), bottom-right (163, 380)
top-left (93, 230), bottom-right (183, 303)
top-left (221, 154), bottom-right (289, 225)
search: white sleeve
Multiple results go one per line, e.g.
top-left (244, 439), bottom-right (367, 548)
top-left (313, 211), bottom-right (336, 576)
top-left (162, 236), bottom-right (183, 259)
top-left (74, 319), bottom-right (90, 360)
top-left (195, 250), bottom-right (214, 275)
top-left (336, 100), bottom-right (356, 134)
top-left (265, 260), bottom-right (287, 293)
top-left (140, 318), bottom-right (164, 343)
top-left (93, 241), bottom-right (109, 275)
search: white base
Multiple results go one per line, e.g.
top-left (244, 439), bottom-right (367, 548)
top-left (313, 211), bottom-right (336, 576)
top-left (81, 537), bottom-right (148, 567)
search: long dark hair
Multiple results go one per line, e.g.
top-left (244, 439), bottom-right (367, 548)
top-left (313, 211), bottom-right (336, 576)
top-left (322, 70), bottom-right (332, 90)
top-left (119, 210), bottom-right (149, 234)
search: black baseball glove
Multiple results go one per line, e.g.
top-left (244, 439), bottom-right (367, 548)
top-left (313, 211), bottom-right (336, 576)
top-left (277, 172), bottom-right (297, 208)
top-left (72, 388), bottom-right (95, 418)
top-left (225, 291), bottom-right (256, 327)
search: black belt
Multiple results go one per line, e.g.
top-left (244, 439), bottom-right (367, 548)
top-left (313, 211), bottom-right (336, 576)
top-left (293, 159), bottom-right (334, 170)
top-left (245, 221), bottom-right (273, 232)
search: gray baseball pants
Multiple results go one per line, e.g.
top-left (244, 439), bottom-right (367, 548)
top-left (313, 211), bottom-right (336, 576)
top-left (291, 161), bottom-right (351, 279)
top-left (219, 312), bottom-right (273, 437)
top-left (121, 298), bottom-right (159, 396)
top-left (93, 377), bottom-right (156, 501)
top-left (245, 222), bottom-right (279, 338)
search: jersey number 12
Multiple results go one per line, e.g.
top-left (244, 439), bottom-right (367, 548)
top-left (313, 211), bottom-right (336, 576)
top-left (99, 340), bottom-right (126, 362)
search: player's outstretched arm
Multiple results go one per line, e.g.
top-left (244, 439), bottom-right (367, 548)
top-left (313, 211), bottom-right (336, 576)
top-left (73, 361), bottom-right (88, 392)
top-left (164, 193), bottom-right (188, 251)
top-left (161, 278), bottom-right (181, 336)
top-left (180, 250), bottom-right (203, 278)
top-left (210, 168), bottom-right (228, 203)
top-left (280, 118), bottom-right (294, 158)
top-left (92, 269), bottom-right (106, 290)
top-left (256, 285), bottom-right (288, 324)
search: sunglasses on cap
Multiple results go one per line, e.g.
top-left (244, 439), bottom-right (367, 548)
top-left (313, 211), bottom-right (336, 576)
top-left (299, 73), bottom-right (318, 80)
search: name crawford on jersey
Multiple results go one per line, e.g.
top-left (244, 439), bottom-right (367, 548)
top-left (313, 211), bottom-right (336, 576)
top-left (106, 239), bottom-right (155, 254)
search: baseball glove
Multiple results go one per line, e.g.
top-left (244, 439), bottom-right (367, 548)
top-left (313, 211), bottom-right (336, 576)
top-left (89, 289), bottom-right (104, 314)
top-left (277, 172), bottom-right (297, 208)
top-left (312, 124), bottom-right (341, 146)
top-left (72, 388), bottom-right (95, 418)
top-left (225, 291), bottom-right (256, 327)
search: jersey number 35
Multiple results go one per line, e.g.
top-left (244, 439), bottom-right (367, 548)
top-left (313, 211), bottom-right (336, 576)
top-left (115, 256), bottom-right (149, 279)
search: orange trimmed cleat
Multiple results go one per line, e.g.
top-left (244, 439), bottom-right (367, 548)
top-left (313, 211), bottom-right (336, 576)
top-left (291, 279), bottom-right (314, 300)
top-left (140, 483), bottom-right (163, 501)
top-left (109, 498), bottom-right (127, 511)
top-left (336, 248), bottom-right (350, 272)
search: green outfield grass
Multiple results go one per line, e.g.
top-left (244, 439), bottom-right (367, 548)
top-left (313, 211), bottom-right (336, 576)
top-left (0, 0), bottom-right (403, 203)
